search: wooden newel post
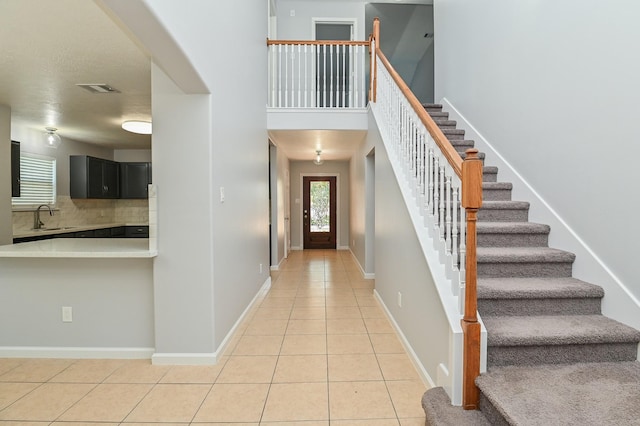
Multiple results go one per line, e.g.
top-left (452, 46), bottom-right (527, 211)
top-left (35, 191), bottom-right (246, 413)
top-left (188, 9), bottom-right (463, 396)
top-left (461, 148), bottom-right (483, 409)
top-left (371, 17), bottom-right (380, 103)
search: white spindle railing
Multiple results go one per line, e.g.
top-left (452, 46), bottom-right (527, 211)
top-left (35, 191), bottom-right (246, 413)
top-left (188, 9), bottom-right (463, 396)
top-left (375, 52), bottom-right (467, 312)
top-left (267, 40), bottom-right (369, 109)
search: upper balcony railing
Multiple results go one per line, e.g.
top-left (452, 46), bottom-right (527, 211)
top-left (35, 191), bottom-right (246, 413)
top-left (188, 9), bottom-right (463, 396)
top-left (267, 19), bottom-right (483, 409)
top-left (267, 39), bottom-right (370, 109)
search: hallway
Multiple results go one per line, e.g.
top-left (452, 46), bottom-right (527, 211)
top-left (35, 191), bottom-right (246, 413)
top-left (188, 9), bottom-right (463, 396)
top-left (0, 250), bottom-right (427, 424)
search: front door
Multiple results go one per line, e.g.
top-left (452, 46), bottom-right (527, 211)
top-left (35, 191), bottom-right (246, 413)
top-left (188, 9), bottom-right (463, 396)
top-left (303, 176), bottom-right (337, 249)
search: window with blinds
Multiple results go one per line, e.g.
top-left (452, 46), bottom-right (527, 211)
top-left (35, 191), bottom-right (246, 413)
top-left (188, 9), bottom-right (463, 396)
top-left (11, 153), bottom-right (57, 208)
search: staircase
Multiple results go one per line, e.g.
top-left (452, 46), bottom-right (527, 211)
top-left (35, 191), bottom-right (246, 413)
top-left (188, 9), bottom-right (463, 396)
top-left (420, 104), bottom-right (640, 425)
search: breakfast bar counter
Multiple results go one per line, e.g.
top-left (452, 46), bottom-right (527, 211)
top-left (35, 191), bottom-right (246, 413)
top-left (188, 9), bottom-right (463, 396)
top-left (0, 238), bottom-right (156, 258)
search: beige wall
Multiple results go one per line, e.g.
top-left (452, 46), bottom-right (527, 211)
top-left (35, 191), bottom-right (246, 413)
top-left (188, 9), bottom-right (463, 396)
top-left (289, 160), bottom-right (350, 249)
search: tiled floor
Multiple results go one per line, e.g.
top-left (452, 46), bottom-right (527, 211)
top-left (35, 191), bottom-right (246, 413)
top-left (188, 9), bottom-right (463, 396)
top-left (0, 250), bottom-right (427, 425)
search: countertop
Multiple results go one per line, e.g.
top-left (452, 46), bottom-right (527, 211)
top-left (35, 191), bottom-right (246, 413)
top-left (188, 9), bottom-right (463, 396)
top-left (0, 238), bottom-right (156, 258)
top-left (13, 223), bottom-right (148, 239)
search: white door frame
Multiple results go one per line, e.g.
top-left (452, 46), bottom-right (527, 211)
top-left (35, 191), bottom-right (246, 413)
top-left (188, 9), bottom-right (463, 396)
top-left (311, 17), bottom-right (357, 41)
top-left (312, 18), bottom-right (357, 108)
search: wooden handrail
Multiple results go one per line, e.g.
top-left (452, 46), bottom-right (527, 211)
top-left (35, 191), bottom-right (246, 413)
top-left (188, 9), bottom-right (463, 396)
top-left (375, 49), bottom-right (463, 177)
top-left (374, 19), bottom-right (482, 408)
top-left (267, 39), bottom-right (369, 46)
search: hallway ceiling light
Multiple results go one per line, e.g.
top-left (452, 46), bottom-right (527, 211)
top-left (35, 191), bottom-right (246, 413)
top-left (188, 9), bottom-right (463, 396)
top-left (122, 120), bottom-right (152, 135)
top-left (313, 149), bottom-right (324, 166)
top-left (43, 127), bottom-right (62, 148)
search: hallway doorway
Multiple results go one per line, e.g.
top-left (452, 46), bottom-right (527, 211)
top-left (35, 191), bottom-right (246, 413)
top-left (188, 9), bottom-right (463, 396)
top-left (303, 176), bottom-right (337, 249)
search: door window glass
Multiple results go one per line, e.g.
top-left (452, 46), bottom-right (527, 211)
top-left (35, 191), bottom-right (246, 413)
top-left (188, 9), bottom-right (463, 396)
top-left (310, 181), bottom-right (330, 232)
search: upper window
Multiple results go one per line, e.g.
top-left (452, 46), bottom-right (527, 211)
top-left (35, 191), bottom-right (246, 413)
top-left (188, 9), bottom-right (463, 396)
top-left (12, 153), bottom-right (57, 208)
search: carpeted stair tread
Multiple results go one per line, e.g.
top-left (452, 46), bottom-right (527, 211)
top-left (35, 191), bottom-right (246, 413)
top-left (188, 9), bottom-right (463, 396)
top-left (477, 222), bottom-right (549, 235)
top-left (422, 103), bottom-right (443, 109)
top-left (441, 129), bottom-right (465, 139)
top-left (479, 201), bottom-right (530, 222)
top-left (422, 387), bottom-right (491, 426)
top-left (428, 111), bottom-right (449, 120)
top-left (434, 119), bottom-right (457, 126)
top-left (478, 277), bottom-right (604, 299)
top-left (482, 182), bottom-right (512, 190)
top-left (483, 166), bottom-right (498, 182)
top-left (475, 362), bottom-right (640, 426)
top-left (483, 314), bottom-right (640, 346)
top-left (477, 222), bottom-right (550, 247)
top-left (477, 246), bottom-right (575, 263)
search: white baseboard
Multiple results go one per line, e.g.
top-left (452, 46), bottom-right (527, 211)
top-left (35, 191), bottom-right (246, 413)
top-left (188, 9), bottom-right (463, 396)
top-left (215, 276), bottom-right (271, 357)
top-left (441, 97), bottom-right (640, 330)
top-left (373, 290), bottom-right (435, 389)
top-left (291, 246), bottom-right (303, 251)
top-left (337, 245), bottom-right (350, 251)
top-left (348, 248), bottom-right (375, 280)
top-left (270, 257), bottom-right (285, 271)
top-left (0, 347), bottom-right (154, 359)
top-left (151, 353), bottom-right (216, 365)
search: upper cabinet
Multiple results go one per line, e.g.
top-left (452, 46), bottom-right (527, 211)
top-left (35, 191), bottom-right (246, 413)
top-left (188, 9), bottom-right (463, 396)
top-left (11, 140), bottom-right (20, 198)
top-left (120, 162), bottom-right (152, 199)
top-left (70, 155), bottom-right (120, 199)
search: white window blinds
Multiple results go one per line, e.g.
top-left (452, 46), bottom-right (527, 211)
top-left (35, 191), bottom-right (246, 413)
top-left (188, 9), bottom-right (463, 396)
top-left (12, 153), bottom-right (57, 207)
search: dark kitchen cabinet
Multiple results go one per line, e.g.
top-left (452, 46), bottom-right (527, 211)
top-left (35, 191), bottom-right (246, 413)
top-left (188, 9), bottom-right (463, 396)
top-left (125, 226), bottom-right (149, 238)
top-left (120, 162), bottom-right (152, 199)
top-left (70, 155), bottom-right (120, 199)
top-left (11, 140), bottom-right (20, 197)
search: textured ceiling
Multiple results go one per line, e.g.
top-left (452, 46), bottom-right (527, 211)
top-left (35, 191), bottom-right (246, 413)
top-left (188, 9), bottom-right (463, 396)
top-left (0, 0), bottom-right (151, 149)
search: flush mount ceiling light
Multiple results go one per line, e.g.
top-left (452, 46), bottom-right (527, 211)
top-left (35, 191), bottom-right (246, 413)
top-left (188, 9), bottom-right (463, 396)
top-left (44, 127), bottom-right (62, 148)
top-left (122, 120), bottom-right (152, 135)
top-left (313, 149), bottom-right (324, 166)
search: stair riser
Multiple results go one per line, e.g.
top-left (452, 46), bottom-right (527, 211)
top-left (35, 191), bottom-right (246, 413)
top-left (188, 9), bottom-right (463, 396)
top-left (443, 131), bottom-right (465, 140)
top-left (479, 394), bottom-right (510, 426)
top-left (482, 188), bottom-right (512, 201)
top-left (424, 107), bottom-right (443, 113)
top-left (436, 123), bottom-right (457, 129)
top-left (487, 342), bottom-right (639, 367)
top-left (483, 172), bottom-right (498, 183)
top-left (478, 262), bottom-right (573, 278)
top-left (478, 208), bottom-right (529, 222)
top-left (478, 233), bottom-right (549, 247)
top-left (452, 144), bottom-right (475, 154)
top-left (478, 297), bottom-right (602, 317)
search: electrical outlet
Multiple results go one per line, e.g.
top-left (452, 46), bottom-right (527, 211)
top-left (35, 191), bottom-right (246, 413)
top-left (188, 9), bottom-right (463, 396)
top-left (62, 306), bottom-right (73, 322)
top-left (397, 292), bottom-right (402, 308)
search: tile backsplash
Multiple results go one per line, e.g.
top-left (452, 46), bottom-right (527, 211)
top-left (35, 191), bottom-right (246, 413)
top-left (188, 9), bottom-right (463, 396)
top-left (12, 196), bottom-right (149, 233)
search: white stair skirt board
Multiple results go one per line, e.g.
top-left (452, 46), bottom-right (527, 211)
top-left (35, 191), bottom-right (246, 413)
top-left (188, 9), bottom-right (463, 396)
top-left (0, 347), bottom-right (154, 359)
top-left (153, 276), bottom-right (272, 366)
top-left (441, 98), bottom-right (640, 332)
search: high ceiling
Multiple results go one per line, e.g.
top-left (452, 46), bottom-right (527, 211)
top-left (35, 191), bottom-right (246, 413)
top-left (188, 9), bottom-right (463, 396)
top-left (0, 0), bottom-right (430, 156)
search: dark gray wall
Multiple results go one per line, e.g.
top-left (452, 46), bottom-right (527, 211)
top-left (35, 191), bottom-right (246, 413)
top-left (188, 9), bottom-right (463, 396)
top-left (366, 3), bottom-right (434, 103)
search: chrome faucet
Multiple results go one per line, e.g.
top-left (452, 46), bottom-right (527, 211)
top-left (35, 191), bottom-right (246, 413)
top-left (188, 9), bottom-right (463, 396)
top-left (33, 204), bottom-right (53, 229)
